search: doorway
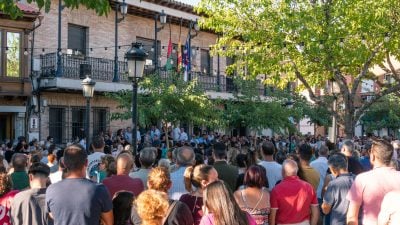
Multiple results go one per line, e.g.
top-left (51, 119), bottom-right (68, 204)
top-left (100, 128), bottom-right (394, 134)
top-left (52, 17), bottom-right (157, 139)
top-left (0, 113), bottom-right (13, 143)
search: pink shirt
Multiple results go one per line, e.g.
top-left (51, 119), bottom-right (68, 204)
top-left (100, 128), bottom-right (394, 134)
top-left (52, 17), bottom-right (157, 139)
top-left (199, 212), bottom-right (256, 225)
top-left (378, 191), bottom-right (400, 225)
top-left (346, 167), bottom-right (400, 225)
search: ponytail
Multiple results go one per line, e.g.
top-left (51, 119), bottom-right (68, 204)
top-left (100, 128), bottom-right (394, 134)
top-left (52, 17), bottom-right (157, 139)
top-left (184, 166), bottom-right (195, 192)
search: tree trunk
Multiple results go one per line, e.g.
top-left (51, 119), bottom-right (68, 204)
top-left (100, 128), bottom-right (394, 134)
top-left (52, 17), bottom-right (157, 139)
top-left (164, 122), bottom-right (170, 150)
top-left (344, 106), bottom-right (355, 139)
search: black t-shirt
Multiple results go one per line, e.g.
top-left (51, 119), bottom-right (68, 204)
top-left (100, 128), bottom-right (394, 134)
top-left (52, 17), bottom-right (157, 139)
top-left (4, 150), bottom-right (14, 163)
top-left (348, 156), bottom-right (364, 175)
top-left (46, 178), bottom-right (112, 225)
top-left (131, 199), bottom-right (194, 225)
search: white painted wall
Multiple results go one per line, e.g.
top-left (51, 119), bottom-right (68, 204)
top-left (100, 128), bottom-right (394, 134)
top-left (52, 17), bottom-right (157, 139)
top-left (298, 118), bottom-right (314, 135)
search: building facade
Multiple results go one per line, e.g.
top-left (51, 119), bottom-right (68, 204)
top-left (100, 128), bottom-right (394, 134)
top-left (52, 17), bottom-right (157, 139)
top-left (29, 0), bottom-right (244, 144)
top-left (0, 3), bottom-right (40, 143)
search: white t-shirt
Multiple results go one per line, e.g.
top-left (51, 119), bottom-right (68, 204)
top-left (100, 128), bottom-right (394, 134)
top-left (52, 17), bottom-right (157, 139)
top-left (173, 128), bottom-right (181, 141)
top-left (258, 160), bottom-right (283, 191)
top-left (310, 156), bottom-right (328, 199)
top-left (179, 132), bottom-right (188, 142)
top-left (86, 152), bottom-right (105, 178)
top-left (49, 170), bottom-right (63, 184)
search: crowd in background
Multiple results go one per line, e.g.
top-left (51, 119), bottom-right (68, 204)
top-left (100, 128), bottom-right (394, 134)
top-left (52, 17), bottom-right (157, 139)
top-left (0, 125), bottom-right (399, 225)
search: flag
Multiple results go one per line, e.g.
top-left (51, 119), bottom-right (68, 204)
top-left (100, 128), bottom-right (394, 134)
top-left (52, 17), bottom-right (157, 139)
top-left (177, 41), bottom-right (182, 73)
top-left (165, 38), bottom-right (173, 70)
top-left (183, 38), bottom-right (191, 81)
top-left (177, 18), bottom-right (183, 73)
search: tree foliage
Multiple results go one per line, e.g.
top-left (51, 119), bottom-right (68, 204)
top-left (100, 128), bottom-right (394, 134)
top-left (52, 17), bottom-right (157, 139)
top-left (361, 95), bottom-right (400, 132)
top-left (223, 78), bottom-right (331, 134)
top-left (1, 0), bottom-right (110, 19)
top-left (197, 0), bottom-right (400, 138)
top-left (107, 73), bottom-right (222, 129)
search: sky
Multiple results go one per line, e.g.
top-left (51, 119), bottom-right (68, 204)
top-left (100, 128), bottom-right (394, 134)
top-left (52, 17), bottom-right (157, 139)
top-left (177, 0), bottom-right (201, 6)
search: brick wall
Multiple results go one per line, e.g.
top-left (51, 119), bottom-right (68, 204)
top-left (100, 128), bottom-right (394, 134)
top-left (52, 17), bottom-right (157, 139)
top-left (40, 91), bottom-right (130, 141)
top-left (33, 0), bottom-right (228, 74)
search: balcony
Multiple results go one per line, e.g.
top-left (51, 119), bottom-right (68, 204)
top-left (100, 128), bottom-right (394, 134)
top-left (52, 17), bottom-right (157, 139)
top-left (39, 53), bottom-right (267, 95)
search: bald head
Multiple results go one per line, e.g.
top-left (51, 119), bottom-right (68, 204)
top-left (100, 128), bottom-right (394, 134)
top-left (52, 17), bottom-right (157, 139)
top-left (282, 159), bottom-right (299, 177)
top-left (116, 153), bottom-right (134, 175)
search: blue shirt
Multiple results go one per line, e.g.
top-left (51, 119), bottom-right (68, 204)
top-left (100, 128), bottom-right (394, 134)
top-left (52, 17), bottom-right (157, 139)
top-left (46, 178), bottom-right (112, 225)
top-left (359, 156), bottom-right (372, 171)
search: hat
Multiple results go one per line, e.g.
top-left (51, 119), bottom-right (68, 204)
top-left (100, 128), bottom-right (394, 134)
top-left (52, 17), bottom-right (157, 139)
top-left (28, 162), bottom-right (50, 177)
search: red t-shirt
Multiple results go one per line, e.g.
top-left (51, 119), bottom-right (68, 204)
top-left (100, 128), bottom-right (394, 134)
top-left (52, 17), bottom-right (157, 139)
top-left (103, 175), bottom-right (144, 198)
top-left (270, 176), bottom-right (318, 224)
top-left (0, 190), bottom-right (19, 225)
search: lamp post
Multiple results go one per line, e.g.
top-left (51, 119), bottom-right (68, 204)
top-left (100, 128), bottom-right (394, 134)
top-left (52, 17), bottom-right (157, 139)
top-left (125, 43), bottom-right (148, 156)
top-left (56, 0), bottom-right (64, 77)
top-left (81, 76), bottom-right (96, 152)
top-left (188, 19), bottom-right (199, 81)
top-left (113, 0), bottom-right (128, 82)
top-left (154, 10), bottom-right (167, 71)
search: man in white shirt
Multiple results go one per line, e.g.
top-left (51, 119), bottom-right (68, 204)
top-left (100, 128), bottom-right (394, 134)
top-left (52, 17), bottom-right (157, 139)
top-left (150, 126), bottom-right (160, 141)
top-left (173, 126), bottom-right (181, 142)
top-left (179, 128), bottom-right (188, 142)
top-left (310, 145), bottom-right (329, 201)
top-left (125, 127), bottom-right (133, 144)
top-left (86, 135), bottom-right (105, 181)
top-left (258, 141), bottom-right (282, 191)
top-left (169, 146), bottom-right (195, 200)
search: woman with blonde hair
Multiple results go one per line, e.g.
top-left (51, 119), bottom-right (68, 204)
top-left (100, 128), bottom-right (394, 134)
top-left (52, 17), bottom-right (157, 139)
top-left (135, 190), bottom-right (169, 225)
top-left (200, 180), bottom-right (256, 225)
top-left (130, 167), bottom-right (194, 225)
top-left (180, 164), bottom-right (219, 225)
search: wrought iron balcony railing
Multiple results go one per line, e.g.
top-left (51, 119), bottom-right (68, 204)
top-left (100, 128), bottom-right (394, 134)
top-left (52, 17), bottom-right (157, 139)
top-left (39, 53), bottom-right (267, 95)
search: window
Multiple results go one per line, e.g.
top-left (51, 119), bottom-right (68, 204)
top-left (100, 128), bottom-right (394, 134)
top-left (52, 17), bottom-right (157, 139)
top-left (71, 107), bottom-right (86, 140)
top-left (93, 108), bottom-right (109, 136)
top-left (226, 56), bottom-right (236, 76)
top-left (137, 37), bottom-right (160, 67)
top-left (68, 24), bottom-right (88, 55)
top-left (49, 107), bottom-right (66, 144)
top-left (201, 49), bottom-right (212, 75)
top-left (6, 32), bottom-right (20, 77)
top-left (0, 31), bottom-right (22, 78)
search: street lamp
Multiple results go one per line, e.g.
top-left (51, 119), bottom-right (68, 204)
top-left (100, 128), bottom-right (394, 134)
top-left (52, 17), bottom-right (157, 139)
top-left (81, 76), bottom-right (96, 152)
top-left (125, 42), bottom-right (148, 155)
top-left (113, 0), bottom-right (128, 82)
top-left (56, 0), bottom-right (64, 77)
top-left (188, 19), bottom-right (200, 80)
top-left (154, 10), bottom-right (167, 71)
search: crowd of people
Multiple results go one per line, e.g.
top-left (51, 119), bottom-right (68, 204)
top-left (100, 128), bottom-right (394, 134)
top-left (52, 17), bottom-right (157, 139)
top-left (0, 126), bottom-right (399, 225)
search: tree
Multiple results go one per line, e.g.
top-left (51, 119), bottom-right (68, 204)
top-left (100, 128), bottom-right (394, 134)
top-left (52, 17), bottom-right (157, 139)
top-left (1, 0), bottom-right (110, 19)
top-left (223, 78), bottom-right (293, 134)
top-left (360, 95), bottom-right (400, 134)
top-left (197, 0), bottom-right (400, 138)
top-left (223, 78), bottom-right (330, 135)
top-left (108, 72), bottom-right (222, 147)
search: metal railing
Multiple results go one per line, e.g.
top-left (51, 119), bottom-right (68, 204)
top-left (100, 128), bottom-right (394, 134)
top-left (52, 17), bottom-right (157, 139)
top-left (39, 53), bottom-right (267, 95)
